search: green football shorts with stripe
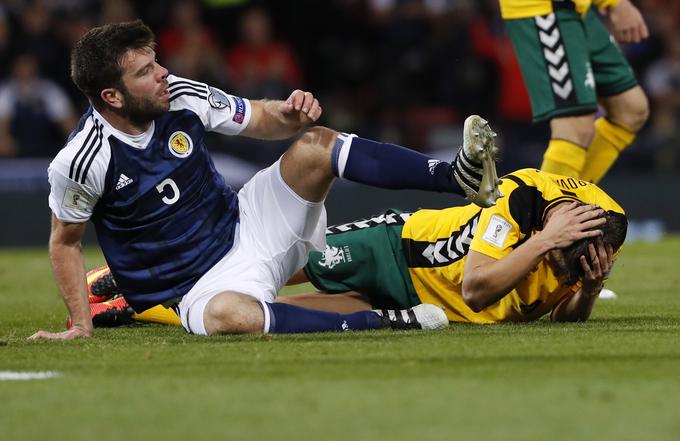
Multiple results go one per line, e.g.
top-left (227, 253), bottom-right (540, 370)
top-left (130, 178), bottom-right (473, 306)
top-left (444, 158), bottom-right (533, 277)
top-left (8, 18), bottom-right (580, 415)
top-left (303, 209), bottom-right (421, 309)
top-left (505, 5), bottom-right (638, 122)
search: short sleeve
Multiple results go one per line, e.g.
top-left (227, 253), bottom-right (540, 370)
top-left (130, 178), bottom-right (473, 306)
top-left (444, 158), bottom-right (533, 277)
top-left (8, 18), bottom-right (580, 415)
top-left (168, 75), bottom-right (252, 136)
top-left (47, 123), bottom-right (109, 223)
top-left (469, 197), bottom-right (522, 260)
top-left (48, 166), bottom-right (100, 223)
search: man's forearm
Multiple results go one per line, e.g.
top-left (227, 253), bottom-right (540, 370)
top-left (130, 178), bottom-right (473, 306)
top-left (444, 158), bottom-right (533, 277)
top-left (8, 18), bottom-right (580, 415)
top-left (550, 289), bottom-right (598, 322)
top-left (49, 242), bottom-right (92, 333)
top-left (245, 99), bottom-right (305, 140)
top-left (463, 234), bottom-right (553, 311)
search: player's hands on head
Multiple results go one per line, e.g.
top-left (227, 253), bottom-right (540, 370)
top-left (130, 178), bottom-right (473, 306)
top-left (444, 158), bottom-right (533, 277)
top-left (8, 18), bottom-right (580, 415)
top-left (280, 89), bottom-right (322, 126)
top-left (28, 325), bottom-right (92, 341)
top-left (541, 202), bottom-right (605, 249)
top-left (603, 0), bottom-right (649, 44)
top-left (580, 237), bottom-right (614, 295)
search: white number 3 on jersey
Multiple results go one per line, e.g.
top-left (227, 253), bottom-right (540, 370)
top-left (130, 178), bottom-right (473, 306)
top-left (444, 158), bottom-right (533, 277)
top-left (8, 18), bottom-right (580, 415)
top-left (156, 178), bottom-right (180, 205)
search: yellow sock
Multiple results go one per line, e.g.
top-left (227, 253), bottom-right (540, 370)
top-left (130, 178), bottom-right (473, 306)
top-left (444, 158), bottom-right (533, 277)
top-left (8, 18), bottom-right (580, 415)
top-left (580, 117), bottom-right (635, 183)
top-left (540, 139), bottom-right (587, 177)
top-left (132, 305), bottom-right (181, 326)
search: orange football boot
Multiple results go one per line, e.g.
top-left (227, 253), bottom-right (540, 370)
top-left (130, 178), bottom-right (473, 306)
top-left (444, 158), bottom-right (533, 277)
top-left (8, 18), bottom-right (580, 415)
top-left (67, 296), bottom-right (134, 329)
top-left (86, 265), bottom-right (118, 303)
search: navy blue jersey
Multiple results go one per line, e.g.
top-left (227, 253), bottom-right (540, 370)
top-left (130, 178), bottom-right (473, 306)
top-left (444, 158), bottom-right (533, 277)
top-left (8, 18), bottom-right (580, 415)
top-left (48, 75), bottom-right (252, 311)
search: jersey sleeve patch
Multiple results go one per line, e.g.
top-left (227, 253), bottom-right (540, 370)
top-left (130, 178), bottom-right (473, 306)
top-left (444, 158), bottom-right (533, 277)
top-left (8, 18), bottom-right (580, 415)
top-left (231, 96), bottom-right (246, 124)
top-left (168, 75), bottom-right (250, 135)
top-left (207, 87), bottom-right (231, 110)
top-left (62, 187), bottom-right (93, 210)
top-left (481, 214), bottom-right (513, 248)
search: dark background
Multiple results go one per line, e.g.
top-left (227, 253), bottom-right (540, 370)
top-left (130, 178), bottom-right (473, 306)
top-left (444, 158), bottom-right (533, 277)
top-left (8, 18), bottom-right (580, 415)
top-left (0, 0), bottom-right (677, 246)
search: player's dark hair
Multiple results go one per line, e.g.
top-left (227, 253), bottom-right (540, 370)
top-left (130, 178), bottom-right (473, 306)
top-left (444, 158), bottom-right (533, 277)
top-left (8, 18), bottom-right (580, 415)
top-left (562, 210), bottom-right (628, 285)
top-left (70, 20), bottom-right (156, 110)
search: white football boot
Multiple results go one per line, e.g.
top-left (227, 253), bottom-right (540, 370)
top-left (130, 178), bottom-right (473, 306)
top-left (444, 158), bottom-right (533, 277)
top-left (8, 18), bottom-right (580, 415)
top-left (373, 304), bottom-right (448, 330)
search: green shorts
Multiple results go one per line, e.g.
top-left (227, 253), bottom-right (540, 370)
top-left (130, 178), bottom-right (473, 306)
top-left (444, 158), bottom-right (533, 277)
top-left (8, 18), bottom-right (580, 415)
top-left (303, 209), bottom-right (421, 309)
top-left (505, 6), bottom-right (638, 122)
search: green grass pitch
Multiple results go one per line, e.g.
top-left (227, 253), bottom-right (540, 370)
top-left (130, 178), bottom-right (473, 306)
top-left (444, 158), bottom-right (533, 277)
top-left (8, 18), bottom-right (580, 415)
top-left (1, 238), bottom-right (679, 441)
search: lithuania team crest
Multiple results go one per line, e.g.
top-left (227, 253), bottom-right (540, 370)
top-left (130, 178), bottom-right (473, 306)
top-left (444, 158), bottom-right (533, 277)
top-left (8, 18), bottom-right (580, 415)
top-left (168, 131), bottom-right (193, 158)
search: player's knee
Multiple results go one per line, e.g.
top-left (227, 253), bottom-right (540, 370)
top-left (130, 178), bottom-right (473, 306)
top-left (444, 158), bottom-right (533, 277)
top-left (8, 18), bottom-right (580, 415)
top-left (551, 115), bottom-right (596, 147)
top-left (603, 87), bottom-right (650, 132)
top-left (287, 126), bottom-right (338, 174)
top-left (615, 96), bottom-right (649, 133)
top-left (203, 293), bottom-right (264, 335)
top-left (296, 126), bottom-right (338, 158)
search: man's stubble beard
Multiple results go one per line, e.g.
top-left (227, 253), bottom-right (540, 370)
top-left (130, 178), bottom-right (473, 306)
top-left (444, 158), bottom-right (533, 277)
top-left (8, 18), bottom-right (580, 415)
top-left (118, 90), bottom-right (170, 126)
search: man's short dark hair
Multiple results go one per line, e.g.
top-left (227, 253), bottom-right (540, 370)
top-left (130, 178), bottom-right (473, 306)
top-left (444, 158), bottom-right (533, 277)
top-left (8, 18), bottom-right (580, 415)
top-left (562, 210), bottom-right (628, 285)
top-left (70, 20), bottom-right (155, 110)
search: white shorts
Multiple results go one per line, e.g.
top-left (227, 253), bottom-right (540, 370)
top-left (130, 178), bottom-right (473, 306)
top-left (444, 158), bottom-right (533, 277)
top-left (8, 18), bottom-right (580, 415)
top-left (176, 159), bottom-right (327, 335)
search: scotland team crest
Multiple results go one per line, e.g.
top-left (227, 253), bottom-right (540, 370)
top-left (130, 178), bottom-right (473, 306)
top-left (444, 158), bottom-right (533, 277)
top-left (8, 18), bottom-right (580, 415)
top-left (168, 131), bottom-right (193, 158)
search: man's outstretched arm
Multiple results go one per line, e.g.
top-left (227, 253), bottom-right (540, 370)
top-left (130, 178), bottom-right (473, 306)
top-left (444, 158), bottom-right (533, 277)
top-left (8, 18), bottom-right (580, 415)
top-left (29, 214), bottom-right (91, 340)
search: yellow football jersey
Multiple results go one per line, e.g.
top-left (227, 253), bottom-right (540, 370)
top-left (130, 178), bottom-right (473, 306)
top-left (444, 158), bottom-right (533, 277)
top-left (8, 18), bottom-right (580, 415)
top-left (499, 0), bottom-right (620, 19)
top-left (401, 168), bottom-right (624, 323)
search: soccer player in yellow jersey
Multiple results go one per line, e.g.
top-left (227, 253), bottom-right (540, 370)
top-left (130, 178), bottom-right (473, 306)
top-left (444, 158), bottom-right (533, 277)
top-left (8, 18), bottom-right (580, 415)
top-left (502, 0), bottom-right (649, 183)
top-left (81, 168), bottom-right (625, 327)
top-left (293, 168), bottom-right (626, 324)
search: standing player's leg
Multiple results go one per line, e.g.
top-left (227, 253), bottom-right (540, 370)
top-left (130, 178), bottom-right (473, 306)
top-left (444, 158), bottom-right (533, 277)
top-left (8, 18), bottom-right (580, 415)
top-left (505, 6), bottom-right (599, 177)
top-left (580, 87), bottom-right (648, 182)
top-left (578, 9), bottom-right (649, 183)
top-left (546, 114), bottom-right (596, 177)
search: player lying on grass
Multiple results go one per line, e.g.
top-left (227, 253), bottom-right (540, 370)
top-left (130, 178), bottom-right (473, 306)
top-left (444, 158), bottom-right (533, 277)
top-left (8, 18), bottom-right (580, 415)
top-left (30, 21), bottom-right (504, 339)
top-left (80, 168), bottom-right (624, 328)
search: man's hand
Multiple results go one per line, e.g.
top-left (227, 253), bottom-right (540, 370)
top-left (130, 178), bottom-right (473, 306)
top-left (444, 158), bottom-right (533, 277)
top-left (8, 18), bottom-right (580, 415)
top-left (580, 237), bottom-right (614, 296)
top-left (243, 90), bottom-right (323, 140)
top-left (280, 89), bottom-right (322, 126)
top-left (540, 202), bottom-right (605, 249)
top-left (28, 325), bottom-right (92, 341)
top-left (602, 0), bottom-right (649, 44)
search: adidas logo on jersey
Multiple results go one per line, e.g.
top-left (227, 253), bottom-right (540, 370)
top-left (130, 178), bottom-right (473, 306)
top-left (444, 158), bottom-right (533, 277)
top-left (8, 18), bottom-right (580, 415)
top-left (115, 174), bottom-right (134, 190)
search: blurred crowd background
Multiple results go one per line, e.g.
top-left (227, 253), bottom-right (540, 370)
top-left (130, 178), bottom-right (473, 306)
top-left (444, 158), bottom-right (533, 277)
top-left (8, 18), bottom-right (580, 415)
top-left (0, 0), bottom-right (678, 176)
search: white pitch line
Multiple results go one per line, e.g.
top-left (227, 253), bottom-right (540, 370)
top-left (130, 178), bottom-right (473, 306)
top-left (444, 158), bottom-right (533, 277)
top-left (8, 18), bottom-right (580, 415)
top-left (0, 371), bottom-right (61, 381)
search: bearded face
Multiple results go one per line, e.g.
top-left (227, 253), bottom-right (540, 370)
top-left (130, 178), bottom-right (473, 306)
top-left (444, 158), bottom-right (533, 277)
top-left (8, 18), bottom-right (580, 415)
top-left (117, 85), bottom-right (170, 126)
top-left (110, 47), bottom-right (170, 127)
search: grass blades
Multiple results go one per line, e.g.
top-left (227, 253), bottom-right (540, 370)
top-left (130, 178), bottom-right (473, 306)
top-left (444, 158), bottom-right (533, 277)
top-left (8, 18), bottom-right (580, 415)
top-left (1, 238), bottom-right (679, 441)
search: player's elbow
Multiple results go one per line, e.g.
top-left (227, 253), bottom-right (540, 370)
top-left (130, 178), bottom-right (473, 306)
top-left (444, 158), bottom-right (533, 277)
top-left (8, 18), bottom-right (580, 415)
top-left (461, 280), bottom-right (488, 313)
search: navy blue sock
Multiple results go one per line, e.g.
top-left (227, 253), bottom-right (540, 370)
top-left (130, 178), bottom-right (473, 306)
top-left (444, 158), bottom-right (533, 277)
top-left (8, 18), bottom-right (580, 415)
top-left (263, 302), bottom-right (384, 334)
top-left (331, 134), bottom-right (463, 195)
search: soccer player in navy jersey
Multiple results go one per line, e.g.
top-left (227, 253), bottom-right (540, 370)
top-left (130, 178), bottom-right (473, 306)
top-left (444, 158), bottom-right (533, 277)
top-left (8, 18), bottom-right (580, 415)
top-left (30, 20), bottom-right (501, 339)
